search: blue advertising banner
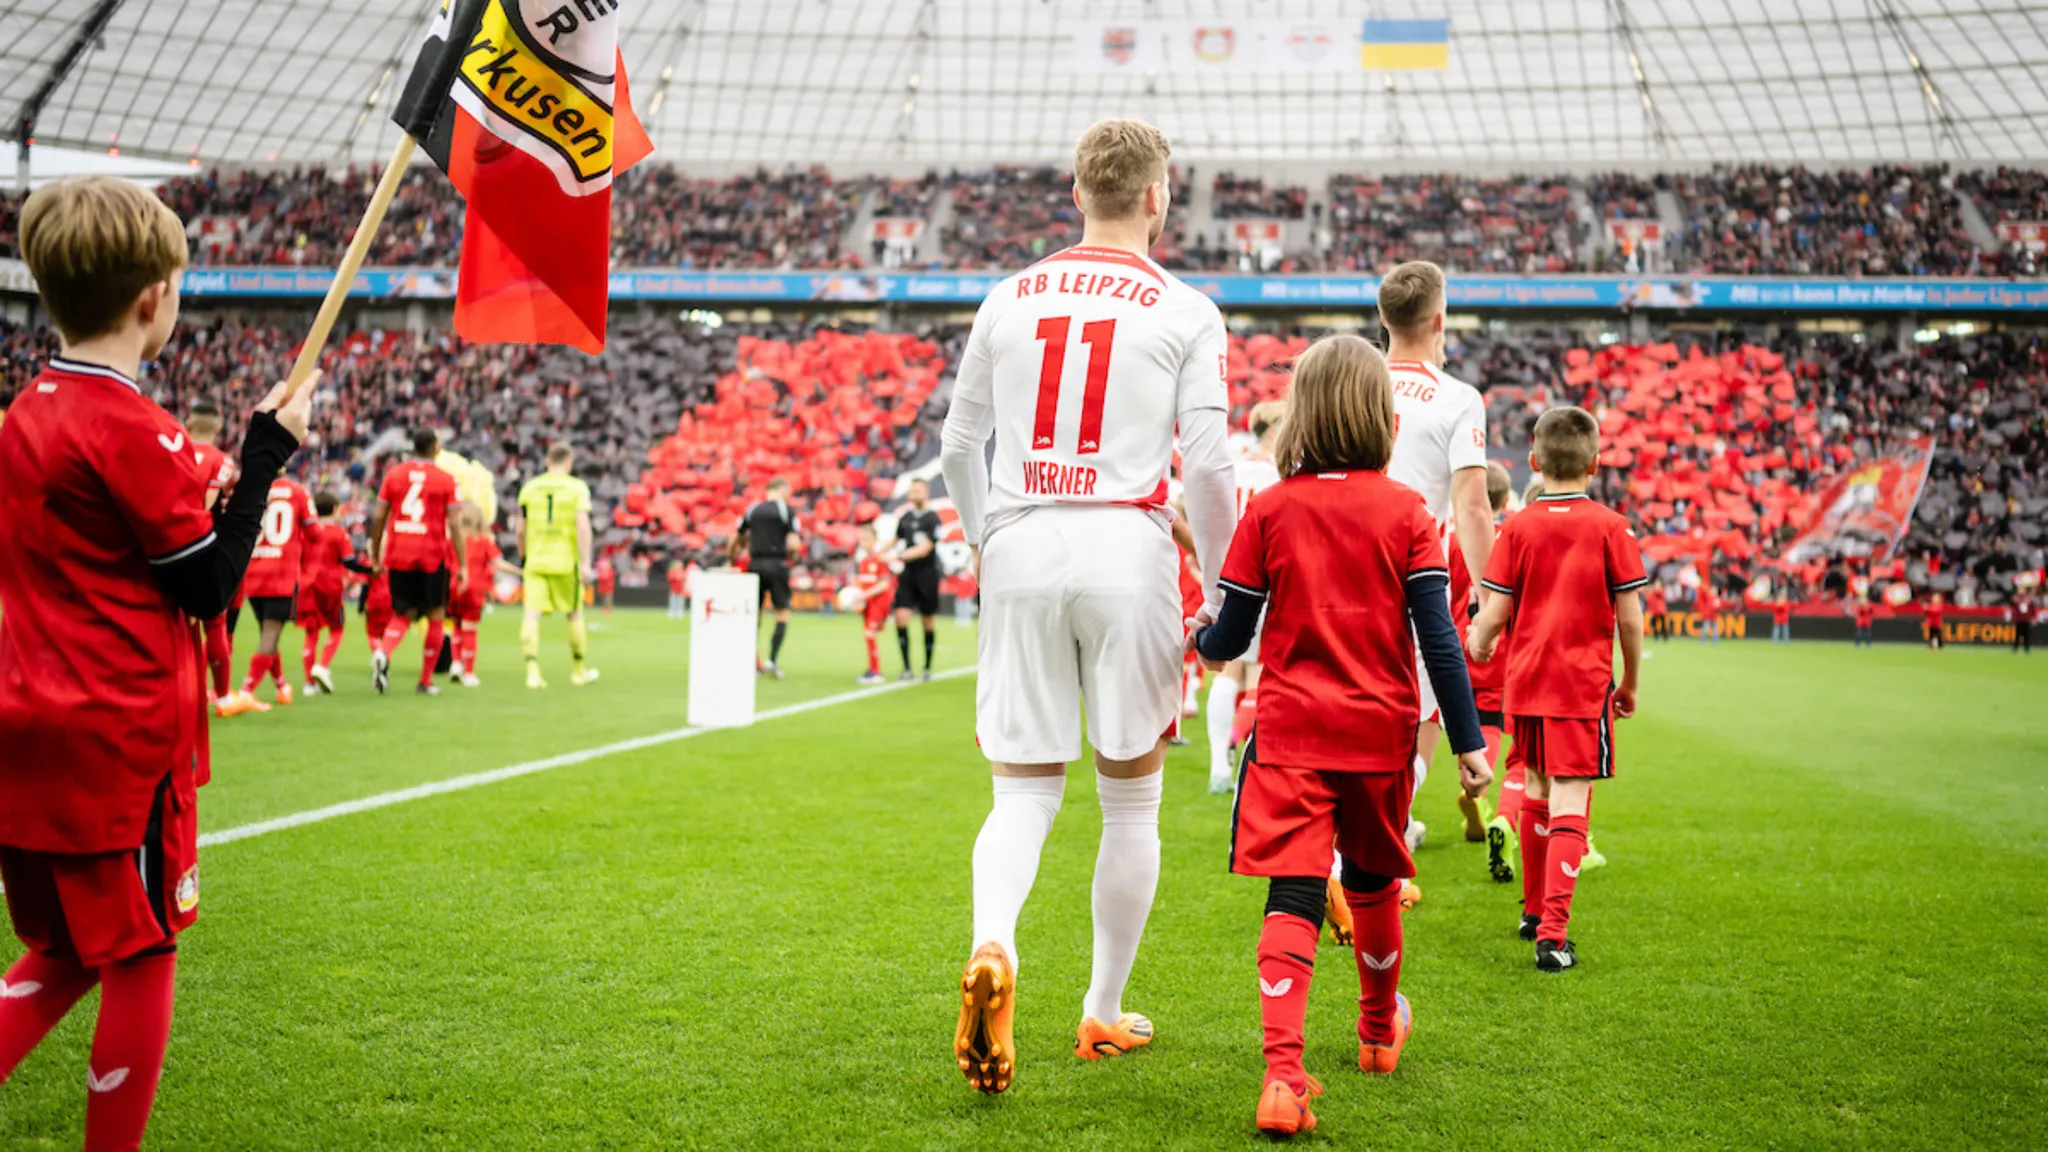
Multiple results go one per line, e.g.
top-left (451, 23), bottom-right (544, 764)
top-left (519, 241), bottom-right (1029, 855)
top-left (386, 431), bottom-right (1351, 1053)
top-left (167, 266), bottom-right (2048, 312)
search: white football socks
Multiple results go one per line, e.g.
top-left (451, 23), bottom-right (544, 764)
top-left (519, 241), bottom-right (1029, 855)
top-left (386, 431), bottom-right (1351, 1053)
top-left (1412, 751), bottom-right (1429, 793)
top-left (971, 774), bottom-right (1065, 971)
top-left (1206, 673), bottom-right (1240, 784)
top-left (1082, 770), bottom-right (1163, 1025)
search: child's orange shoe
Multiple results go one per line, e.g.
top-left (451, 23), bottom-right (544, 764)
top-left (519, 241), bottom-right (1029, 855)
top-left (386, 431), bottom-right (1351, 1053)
top-left (1397, 880), bottom-right (1422, 910)
top-left (1254, 1074), bottom-right (1323, 1137)
top-left (1360, 992), bottom-right (1413, 1075)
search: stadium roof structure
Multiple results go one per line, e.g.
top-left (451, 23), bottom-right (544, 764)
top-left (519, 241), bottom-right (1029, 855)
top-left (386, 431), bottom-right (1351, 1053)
top-left (2, 0), bottom-right (2045, 169)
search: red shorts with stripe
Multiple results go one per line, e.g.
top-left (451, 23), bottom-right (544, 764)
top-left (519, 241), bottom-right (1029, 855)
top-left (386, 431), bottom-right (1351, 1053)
top-left (1230, 737), bottom-right (1415, 880)
top-left (863, 595), bottom-right (893, 630)
top-left (451, 589), bottom-right (487, 624)
top-left (1507, 710), bottom-right (1615, 780)
top-left (0, 776), bottom-right (198, 968)
top-left (296, 588), bottom-right (345, 632)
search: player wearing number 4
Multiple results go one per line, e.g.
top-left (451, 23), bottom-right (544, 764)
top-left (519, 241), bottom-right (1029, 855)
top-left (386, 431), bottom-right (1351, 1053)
top-left (366, 429), bottom-right (468, 696)
top-left (940, 119), bottom-right (1239, 1095)
top-left (517, 442), bottom-right (598, 689)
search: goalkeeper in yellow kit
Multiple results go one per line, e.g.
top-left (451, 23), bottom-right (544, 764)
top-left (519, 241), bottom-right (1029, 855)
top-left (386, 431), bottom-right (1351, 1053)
top-left (516, 443), bottom-right (598, 688)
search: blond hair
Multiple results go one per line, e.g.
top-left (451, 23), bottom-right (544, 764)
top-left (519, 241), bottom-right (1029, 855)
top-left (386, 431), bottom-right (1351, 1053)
top-left (1272, 335), bottom-right (1396, 478)
top-left (20, 177), bottom-right (187, 342)
top-left (1377, 260), bottom-right (1446, 335)
top-left (1532, 406), bottom-right (1601, 480)
top-left (1248, 400), bottom-right (1288, 441)
top-left (1073, 119), bottom-right (1171, 220)
top-left (546, 442), bottom-right (574, 467)
top-left (1485, 460), bottom-right (1512, 512)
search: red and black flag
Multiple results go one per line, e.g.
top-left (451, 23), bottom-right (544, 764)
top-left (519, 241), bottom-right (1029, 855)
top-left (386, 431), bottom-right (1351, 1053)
top-left (392, 0), bottom-right (653, 353)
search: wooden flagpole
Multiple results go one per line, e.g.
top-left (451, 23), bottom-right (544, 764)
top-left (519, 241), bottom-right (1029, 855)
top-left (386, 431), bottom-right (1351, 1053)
top-left (282, 132), bottom-right (420, 398)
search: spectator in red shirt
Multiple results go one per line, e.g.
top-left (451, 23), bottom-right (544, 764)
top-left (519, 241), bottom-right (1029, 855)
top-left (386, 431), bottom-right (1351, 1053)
top-left (1772, 594), bottom-right (1793, 645)
top-left (1852, 595), bottom-right (1877, 647)
top-left (1924, 592), bottom-right (1946, 651)
top-left (2010, 594), bottom-right (2036, 654)
top-left (1193, 336), bottom-right (1490, 1138)
top-left (1695, 580), bottom-right (1721, 645)
top-left (1470, 405), bottom-right (1648, 973)
top-left (0, 177), bottom-right (309, 1152)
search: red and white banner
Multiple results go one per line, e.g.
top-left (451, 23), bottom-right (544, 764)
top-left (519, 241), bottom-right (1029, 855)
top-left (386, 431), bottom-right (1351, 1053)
top-left (1610, 219), bottom-right (1661, 246)
top-left (1997, 220), bottom-right (2048, 252)
top-left (1781, 437), bottom-right (1936, 564)
top-left (1232, 220), bottom-right (1283, 248)
top-left (872, 218), bottom-right (924, 243)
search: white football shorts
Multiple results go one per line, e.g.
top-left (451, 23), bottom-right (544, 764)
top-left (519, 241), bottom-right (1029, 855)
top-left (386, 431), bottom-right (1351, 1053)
top-left (975, 506), bottom-right (1181, 764)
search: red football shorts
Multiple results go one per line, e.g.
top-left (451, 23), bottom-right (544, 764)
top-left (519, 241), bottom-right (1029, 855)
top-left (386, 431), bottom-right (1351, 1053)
top-left (1231, 740), bottom-right (1415, 880)
top-left (296, 588), bottom-right (345, 632)
top-left (452, 588), bottom-right (487, 624)
top-left (863, 596), bottom-right (893, 631)
top-left (1507, 711), bottom-right (1615, 780)
top-left (0, 781), bottom-right (198, 968)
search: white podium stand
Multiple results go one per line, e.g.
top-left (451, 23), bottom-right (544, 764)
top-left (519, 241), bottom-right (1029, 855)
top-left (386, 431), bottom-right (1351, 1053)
top-left (688, 570), bottom-right (759, 728)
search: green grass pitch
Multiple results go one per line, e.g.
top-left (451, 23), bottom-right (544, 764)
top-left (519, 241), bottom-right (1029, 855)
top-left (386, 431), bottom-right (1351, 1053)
top-left (2, 610), bottom-right (2044, 1149)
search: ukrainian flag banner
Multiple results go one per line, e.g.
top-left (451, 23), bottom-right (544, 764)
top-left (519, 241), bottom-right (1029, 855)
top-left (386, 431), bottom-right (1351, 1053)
top-left (392, 0), bottom-right (654, 353)
top-left (1360, 18), bottom-right (1450, 71)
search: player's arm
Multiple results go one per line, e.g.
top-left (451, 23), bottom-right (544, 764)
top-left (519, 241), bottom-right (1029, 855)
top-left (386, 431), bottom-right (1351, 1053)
top-left (1450, 465), bottom-right (1494, 600)
top-left (577, 507), bottom-right (594, 581)
top-left (899, 526), bottom-right (935, 563)
top-left (137, 381), bottom-right (312, 619)
top-left (366, 498), bottom-right (392, 569)
top-left (1193, 499), bottom-right (1265, 668)
top-left (1614, 589), bottom-right (1644, 717)
top-left (939, 299), bottom-right (998, 568)
top-left (1176, 302), bottom-right (1237, 616)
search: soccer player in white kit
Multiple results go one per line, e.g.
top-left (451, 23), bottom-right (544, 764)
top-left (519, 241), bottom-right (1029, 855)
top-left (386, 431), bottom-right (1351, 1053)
top-left (938, 119), bottom-right (1238, 1095)
top-left (1206, 400), bottom-right (1285, 796)
top-left (1380, 261), bottom-right (1498, 878)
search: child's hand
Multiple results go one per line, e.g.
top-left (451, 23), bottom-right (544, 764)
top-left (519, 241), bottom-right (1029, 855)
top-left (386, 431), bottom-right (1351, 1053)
top-left (1465, 623), bottom-right (1495, 663)
top-left (1456, 751), bottom-right (1493, 797)
top-left (1613, 684), bottom-right (1637, 719)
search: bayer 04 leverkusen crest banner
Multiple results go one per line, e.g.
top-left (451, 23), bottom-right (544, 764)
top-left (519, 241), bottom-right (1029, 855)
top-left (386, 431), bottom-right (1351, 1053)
top-left (392, 0), bottom-right (653, 353)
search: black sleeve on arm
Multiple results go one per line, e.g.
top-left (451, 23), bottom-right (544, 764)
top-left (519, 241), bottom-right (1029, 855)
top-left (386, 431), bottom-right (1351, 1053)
top-left (1407, 571), bottom-right (1485, 756)
top-left (151, 413), bottom-right (300, 619)
top-left (341, 557), bottom-right (377, 577)
top-left (1195, 587), bottom-right (1265, 663)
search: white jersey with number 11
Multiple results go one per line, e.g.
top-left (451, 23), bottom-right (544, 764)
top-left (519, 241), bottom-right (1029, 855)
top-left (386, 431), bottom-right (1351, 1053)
top-left (951, 245), bottom-right (1229, 535)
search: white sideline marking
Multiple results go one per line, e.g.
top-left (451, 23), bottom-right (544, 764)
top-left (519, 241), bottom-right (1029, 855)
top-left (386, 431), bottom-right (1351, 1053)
top-left (198, 667), bottom-right (974, 848)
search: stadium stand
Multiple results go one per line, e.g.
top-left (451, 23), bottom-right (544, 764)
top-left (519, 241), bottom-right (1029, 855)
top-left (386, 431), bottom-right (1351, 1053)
top-left (1210, 172), bottom-right (1309, 220)
top-left (1325, 172), bottom-right (1583, 273)
top-left (1667, 164), bottom-right (1981, 277)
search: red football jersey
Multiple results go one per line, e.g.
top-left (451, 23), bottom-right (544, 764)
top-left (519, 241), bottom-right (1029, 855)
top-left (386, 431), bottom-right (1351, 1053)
top-left (0, 359), bottom-right (218, 853)
top-left (1448, 527), bottom-right (1504, 703)
top-left (668, 566), bottom-right (688, 593)
top-left (1924, 602), bottom-right (1945, 628)
top-left (1644, 586), bottom-right (1668, 614)
top-left (302, 521), bottom-right (355, 598)
top-left (464, 532), bottom-right (500, 592)
top-left (1696, 585), bottom-right (1719, 616)
top-left (1480, 493), bottom-right (1649, 720)
top-left (1772, 602), bottom-right (1792, 624)
top-left (243, 478), bottom-right (318, 598)
top-left (1222, 469), bottom-right (1446, 774)
top-left (377, 459), bottom-right (460, 572)
top-left (855, 553), bottom-right (893, 599)
top-left (1853, 600), bottom-right (1875, 626)
top-left (191, 438), bottom-right (236, 496)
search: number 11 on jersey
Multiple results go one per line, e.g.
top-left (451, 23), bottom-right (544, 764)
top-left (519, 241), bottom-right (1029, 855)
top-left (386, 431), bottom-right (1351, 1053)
top-left (1033, 316), bottom-right (1116, 455)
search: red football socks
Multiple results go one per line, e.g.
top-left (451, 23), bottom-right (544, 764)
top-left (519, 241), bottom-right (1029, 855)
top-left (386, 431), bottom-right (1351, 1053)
top-left (203, 617), bottom-right (232, 699)
top-left (864, 633), bottom-right (881, 675)
top-left (420, 620), bottom-right (445, 687)
top-left (1488, 728), bottom-right (1522, 826)
top-left (1231, 690), bottom-right (1256, 750)
top-left (240, 653), bottom-right (277, 694)
top-left (1519, 799), bottom-right (1551, 919)
top-left (301, 638), bottom-right (318, 685)
top-left (0, 950), bottom-right (97, 1083)
top-left (457, 625), bottom-right (479, 672)
top-left (84, 949), bottom-right (176, 1152)
top-left (1342, 880), bottom-right (1404, 1046)
top-left (319, 628), bottom-right (343, 669)
top-left (1540, 814), bottom-right (1589, 944)
top-left (378, 618), bottom-right (411, 658)
top-left (1255, 911), bottom-right (1319, 1093)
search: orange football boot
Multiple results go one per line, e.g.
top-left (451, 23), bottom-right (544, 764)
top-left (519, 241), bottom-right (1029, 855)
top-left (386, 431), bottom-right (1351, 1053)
top-left (219, 691), bottom-right (269, 717)
top-left (954, 943), bottom-right (1016, 1094)
top-left (274, 682), bottom-right (294, 707)
top-left (1074, 1013), bottom-right (1153, 1060)
top-left (1359, 992), bottom-right (1413, 1075)
top-left (1324, 876), bottom-right (1355, 946)
top-left (1457, 791), bottom-right (1486, 841)
top-left (1397, 880), bottom-right (1422, 910)
top-left (1254, 1073), bottom-right (1324, 1138)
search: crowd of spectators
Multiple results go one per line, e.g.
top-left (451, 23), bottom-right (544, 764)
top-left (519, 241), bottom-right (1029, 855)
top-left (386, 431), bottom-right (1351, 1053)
top-left (9, 162), bottom-right (2048, 279)
top-left (1668, 164), bottom-right (1981, 277)
top-left (1325, 172), bottom-right (1582, 274)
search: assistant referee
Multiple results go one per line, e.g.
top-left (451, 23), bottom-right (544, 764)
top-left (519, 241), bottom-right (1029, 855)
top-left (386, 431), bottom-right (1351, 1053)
top-left (737, 477), bottom-right (801, 678)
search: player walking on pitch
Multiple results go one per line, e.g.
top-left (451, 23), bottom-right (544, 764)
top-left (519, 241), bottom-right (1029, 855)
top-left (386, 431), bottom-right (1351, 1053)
top-left (1380, 261), bottom-right (1497, 869)
top-left (889, 478), bottom-right (946, 681)
top-left (517, 442), bottom-right (598, 688)
top-left (939, 119), bottom-right (1238, 1094)
top-left (367, 429), bottom-right (467, 695)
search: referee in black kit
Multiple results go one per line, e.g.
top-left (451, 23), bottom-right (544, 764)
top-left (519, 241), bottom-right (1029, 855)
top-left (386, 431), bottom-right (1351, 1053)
top-left (891, 477), bottom-right (944, 682)
top-left (736, 477), bottom-right (801, 679)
